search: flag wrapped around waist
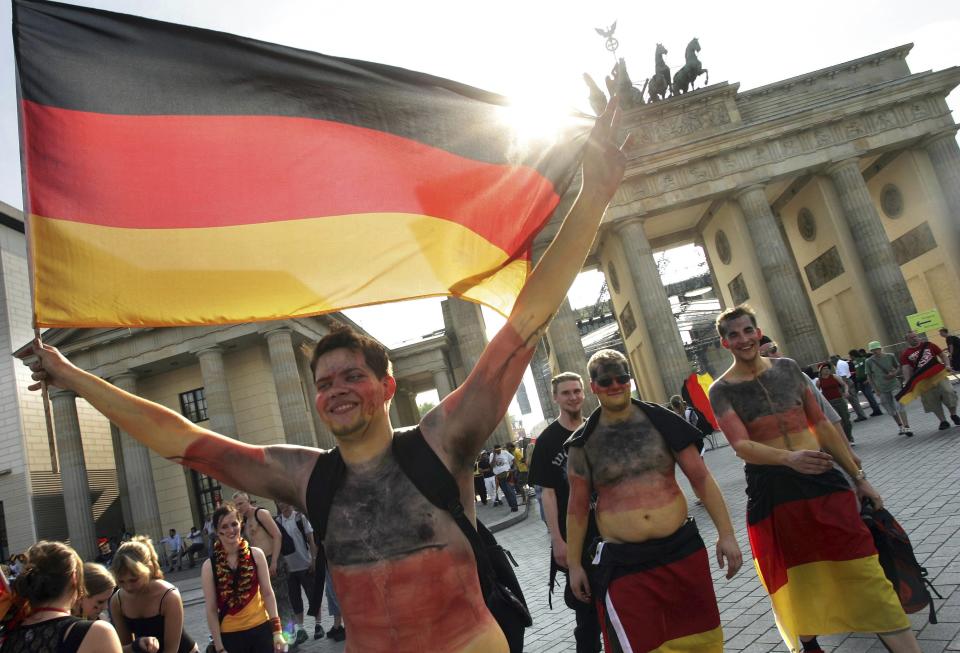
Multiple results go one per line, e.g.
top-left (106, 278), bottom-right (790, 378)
top-left (14, 0), bottom-right (590, 328)
top-left (745, 465), bottom-right (908, 651)
top-left (896, 358), bottom-right (948, 405)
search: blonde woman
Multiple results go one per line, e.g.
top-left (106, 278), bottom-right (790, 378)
top-left (109, 537), bottom-right (198, 653)
top-left (2, 541), bottom-right (121, 653)
top-left (201, 503), bottom-right (286, 653)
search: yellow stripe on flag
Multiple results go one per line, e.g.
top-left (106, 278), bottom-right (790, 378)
top-left (767, 556), bottom-right (908, 650)
top-left (30, 213), bottom-right (528, 327)
top-left (651, 625), bottom-right (723, 652)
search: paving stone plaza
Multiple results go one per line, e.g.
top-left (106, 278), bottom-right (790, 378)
top-left (169, 393), bottom-right (960, 652)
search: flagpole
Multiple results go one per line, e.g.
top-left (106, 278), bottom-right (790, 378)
top-left (13, 2), bottom-right (59, 474)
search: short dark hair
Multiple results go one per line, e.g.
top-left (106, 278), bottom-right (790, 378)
top-left (309, 326), bottom-right (392, 379)
top-left (551, 372), bottom-right (583, 394)
top-left (716, 304), bottom-right (757, 338)
top-left (758, 335), bottom-right (773, 346)
top-left (587, 349), bottom-right (629, 379)
top-left (212, 502), bottom-right (241, 532)
top-left (848, 349), bottom-right (859, 358)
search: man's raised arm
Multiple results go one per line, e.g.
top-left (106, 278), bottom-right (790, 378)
top-left (24, 339), bottom-right (316, 507)
top-left (424, 100), bottom-right (629, 464)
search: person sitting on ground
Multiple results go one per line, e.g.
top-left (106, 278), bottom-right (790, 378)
top-left (201, 503), bottom-right (286, 653)
top-left (2, 541), bottom-right (122, 653)
top-left (110, 537), bottom-right (198, 653)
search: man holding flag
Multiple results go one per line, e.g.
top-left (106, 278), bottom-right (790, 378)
top-left (899, 330), bottom-right (959, 432)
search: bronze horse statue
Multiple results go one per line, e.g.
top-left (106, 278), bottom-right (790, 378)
top-left (648, 43), bottom-right (670, 102)
top-left (606, 58), bottom-right (646, 108)
top-left (672, 37), bottom-right (708, 95)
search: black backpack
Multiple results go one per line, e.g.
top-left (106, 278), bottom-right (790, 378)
top-left (308, 428), bottom-right (532, 653)
top-left (861, 501), bottom-right (941, 623)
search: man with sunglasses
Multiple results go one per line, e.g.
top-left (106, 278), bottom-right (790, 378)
top-left (564, 349), bottom-right (742, 653)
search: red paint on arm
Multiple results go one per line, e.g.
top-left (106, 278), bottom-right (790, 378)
top-left (715, 409), bottom-right (751, 448)
top-left (801, 385), bottom-right (829, 429)
top-left (568, 471), bottom-right (591, 521)
top-left (177, 434), bottom-right (266, 490)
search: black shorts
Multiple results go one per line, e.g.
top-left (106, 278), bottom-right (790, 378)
top-left (220, 621), bottom-right (273, 653)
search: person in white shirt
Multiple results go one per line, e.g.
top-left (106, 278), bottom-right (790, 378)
top-left (159, 528), bottom-right (184, 572)
top-left (184, 526), bottom-right (206, 567)
top-left (276, 501), bottom-right (320, 645)
top-left (491, 444), bottom-right (519, 512)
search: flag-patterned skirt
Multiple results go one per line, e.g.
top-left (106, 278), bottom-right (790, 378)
top-left (592, 519), bottom-right (722, 652)
top-left (746, 464), bottom-right (908, 652)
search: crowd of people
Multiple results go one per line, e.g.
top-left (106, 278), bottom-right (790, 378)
top-left (4, 102), bottom-right (955, 653)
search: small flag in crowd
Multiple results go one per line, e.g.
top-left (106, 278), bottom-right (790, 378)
top-left (14, 0), bottom-right (590, 327)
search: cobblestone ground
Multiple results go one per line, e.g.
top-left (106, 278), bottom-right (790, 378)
top-left (177, 397), bottom-right (960, 651)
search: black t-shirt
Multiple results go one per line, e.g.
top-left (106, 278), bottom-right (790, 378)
top-left (947, 335), bottom-right (960, 369)
top-left (528, 420), bottom-right (575, 540)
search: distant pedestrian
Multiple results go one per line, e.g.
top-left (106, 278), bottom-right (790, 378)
top-left (849, 349), bottom-right (884, 416)
top-left (321, 572), bottom-right (345, 643)
top-left (900, 330), bottom-right (960, 431)
top-left (184, 527), bottom-right (205, 568)
top-left (491, 444), bottom-right (519, 512)
top-left (864, 341), bottom-right (913, 437)
top-left (201, 503), bottom-right (286, 653)
top-left (159, 529), bottom-right (184, 573)
top-left (110, 536), bottom-right (198, 653)
top-left (3, 540), bottom-right (122, 653)
top-left (276, 500), bottom-right (318, 645)
top-left (940, 327), bottom-right (960, 371)
top-left (817, 364), bottom-right (854, 444)
top-left (832, 354), bottom-right (867, 421)
top-left (478, 450), bottom-right (499, 505)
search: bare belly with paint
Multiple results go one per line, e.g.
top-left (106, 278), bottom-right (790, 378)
top-left (331, 546), bottom-right (506, 653)
top-left (595, 473), bottom-right (688, 543)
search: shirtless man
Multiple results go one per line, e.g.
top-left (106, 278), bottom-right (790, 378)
top-left (566, 349), bottom-right (742, 653)
top-left (23, 100), bottom-right (628, 653)
top-left (233, 492), bottom-right (294, 636)
top-left (709, 305), bottom-right (919, 653)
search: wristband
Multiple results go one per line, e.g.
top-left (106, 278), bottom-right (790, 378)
top-left (270, 616), bottom-right (282, 634)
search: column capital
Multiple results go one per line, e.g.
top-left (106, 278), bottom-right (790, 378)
top-left (193, 344), bottom-right (224, 358)
top-left (613, 215), bottom-right (645, 234)
top-left (920, 126), bottom-right (960, 149)
top-left (824, 157), bottom-right (862, 177)
top-left (48, 387), bottom-right (77, 401)
top-left (732, 183), bottom-right (769, 202)
top-left (108, 370), bottom-right (138, 384)
top-left (261, 325), bottom-right (293, 339)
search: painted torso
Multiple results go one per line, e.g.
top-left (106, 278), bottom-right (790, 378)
top-left (242, 509), bottom-right (277, 556)
top-left (578, 405), bottom-right (686, 543)
top-left (711, 358), bottom-right (819, 451)
top-left (323, 447), bottom-right (505, 653)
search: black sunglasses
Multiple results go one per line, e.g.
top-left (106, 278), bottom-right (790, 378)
top-left (595, 374), bottom-right (631, 388)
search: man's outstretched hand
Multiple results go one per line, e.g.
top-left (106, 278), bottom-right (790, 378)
top-left (21, 339), bottom-right (77, 392)
top-left (580, 96), bottom-right (630, 202)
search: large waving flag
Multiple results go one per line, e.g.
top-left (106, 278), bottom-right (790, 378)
top-left (14, 0), bottom-right (590, 328)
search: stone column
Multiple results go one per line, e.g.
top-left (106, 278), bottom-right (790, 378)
top-left (616, 218), bottom-right (691, 397)
top-left (109, 424), bottom-right (134, 531)
top-left (50, 389), bottom-right (97, 561)
top-left (299, 357), bottom-right (335, 449)
top-left (196, 346), bottom-right (238, 439)
top-left (546, 299), bottom-right (598, 413)
top-left (393, 386), bottom-right (419, 427)
top-left (264, 327), bottom-right (317, 448)
top-left (432, 369), bottom-right (453, 400)
top-left (826, 160), bottom-right (917, 343)
top-left (444, 298), bottom-right (514, 445)
top-left (530, 341), bottom-right (557, 422)
top-left (110, 373), bottom-right (163, 542)
top-left (923, 128), bottom-right (960, 254)
top-left (735, 185), bottom-right (828, 365)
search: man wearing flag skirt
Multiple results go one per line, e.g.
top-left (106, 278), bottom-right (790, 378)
top-left (565, 348), bottom-right (743, 653)
top-left (898, 330), bottom-right (959, 432)
top-left (709, 305), bottom-right (919, 653)
top-left (24, 101), bottom-right (629, 651)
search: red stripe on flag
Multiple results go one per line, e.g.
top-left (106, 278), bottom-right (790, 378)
top-left (21, 100), bottom-right (559, 255)
top-left (748, 489), bottom-right (877, 594)
top-left (685, 373), bottom-right (718, 429)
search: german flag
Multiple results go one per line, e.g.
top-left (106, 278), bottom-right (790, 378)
top-left (745, 465), bottom-right (908, 651)
top-left (897, 346), bottom-right (949, 405)
top-left (682, 372), bottom-right (718, 430)
top-left (13, 0), bottom-right (589, 328)
top-left (593, 520), bottom-right (723, 652)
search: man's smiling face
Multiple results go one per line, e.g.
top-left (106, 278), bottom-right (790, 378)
top-left (721, 314), bottom-right (763, 363)
top-left (314, 347), bottom-right (394, 439)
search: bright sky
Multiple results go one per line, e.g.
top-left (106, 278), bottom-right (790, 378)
top-left (2, 0), bottom-right (958, 427)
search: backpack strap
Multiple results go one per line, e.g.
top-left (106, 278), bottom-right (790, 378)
top-left (391, 427), bottom-right (498, 597)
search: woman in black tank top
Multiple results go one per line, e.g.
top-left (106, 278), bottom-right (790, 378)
top-left (2, 541), bottom-right (121, 653)
top-left (109, 537), bottom-right (198, 653)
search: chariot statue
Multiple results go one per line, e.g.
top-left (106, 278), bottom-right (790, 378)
top-left (647, 43), bottom-right (670, 102)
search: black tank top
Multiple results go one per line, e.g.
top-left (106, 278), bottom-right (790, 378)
top-left (117, 588), bottom-right (196, 653)
top-left (0, 616), bottom-right (92, 653)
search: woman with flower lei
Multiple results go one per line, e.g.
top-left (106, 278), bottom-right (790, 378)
top-left (201, 504), bottom-right (286, 653)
